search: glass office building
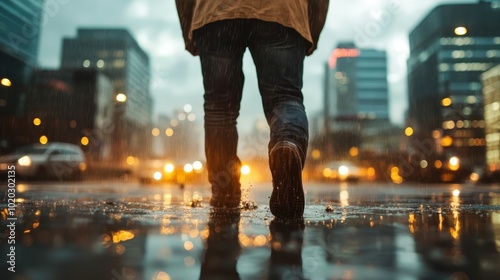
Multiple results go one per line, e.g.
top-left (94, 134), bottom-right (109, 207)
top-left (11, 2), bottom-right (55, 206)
top-left (61, 29), bottom-right (152, 159)
top-left (407, 1), bottom-right (500, 167)
top-left (323, 42), bottom-right (391, 156)
top-left (0, 0), bottom-right (45, 115)
top-left (482, 65), bottom-right (500, 171)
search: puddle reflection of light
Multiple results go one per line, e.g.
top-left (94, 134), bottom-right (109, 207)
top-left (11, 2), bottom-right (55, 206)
top-left (153, 271), bottom-right (171, 280)
top-left (115, 244), bottom-right (126, 255)
top-left (439, 214), bottom-right (444, 231)
top-left (408, 213), bottom-right (416, 234)
top-left (17, 184), bottom-right (27, 193)
top-left (340, 190), bottom-right (349, 207)
top-left (112, 230), bottom-right (135, 243)
top-left (492, 212), bottom-right (500, 252)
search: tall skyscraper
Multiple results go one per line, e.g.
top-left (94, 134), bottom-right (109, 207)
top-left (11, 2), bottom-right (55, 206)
top-left (60, 29), bottom-right (153, 160)
top-left (481, 65), bottom-right (500, 172)
top-left (407, 1), bottom-right (500, 167)
top-left (0, 0), bottom-right (45, 126)
top-left (324, 42), bottom-right (391, 156)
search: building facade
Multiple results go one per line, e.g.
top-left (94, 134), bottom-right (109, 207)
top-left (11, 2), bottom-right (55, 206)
top-left (0, 0), bottom-right (45, 152)
top-left (407, 1), bottom-right (500, 168)
top-left (26, 69), bottom-right (114, 160)
top-left (482, 65), bottom-right (500, 172)
top-left (60, 29), bottom-right (152, 161)
top-left (324, 42), bottom-right (391, 156)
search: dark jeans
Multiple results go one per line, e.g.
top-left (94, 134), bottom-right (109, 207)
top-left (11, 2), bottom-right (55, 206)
top-left (194, 19), bottom-right (309, 195)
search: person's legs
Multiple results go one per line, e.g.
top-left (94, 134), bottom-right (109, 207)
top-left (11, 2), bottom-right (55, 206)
top-left (248, 20), bottom-right (309, 218)
top-left (194, 20), bottom-right (249, 207)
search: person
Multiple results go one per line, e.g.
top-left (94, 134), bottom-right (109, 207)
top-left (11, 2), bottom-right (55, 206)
top-left (176, 0), bottom-right (329, 219)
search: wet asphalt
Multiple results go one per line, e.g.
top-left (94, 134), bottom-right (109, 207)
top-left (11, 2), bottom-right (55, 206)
top-left (1, 180), bottom-right (500, 280)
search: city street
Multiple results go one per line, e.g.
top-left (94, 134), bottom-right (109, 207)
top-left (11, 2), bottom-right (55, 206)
top-left (1, 179), bottom-right (500, 280)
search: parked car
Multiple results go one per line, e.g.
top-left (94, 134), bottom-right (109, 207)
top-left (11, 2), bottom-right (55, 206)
top-left (0, 142), bottom-right (87, 181)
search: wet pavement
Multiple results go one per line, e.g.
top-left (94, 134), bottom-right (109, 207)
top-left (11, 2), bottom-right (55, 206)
top-left (1, 180), bottom-right (500, 280)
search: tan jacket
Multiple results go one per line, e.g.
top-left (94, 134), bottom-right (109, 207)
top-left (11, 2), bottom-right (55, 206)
top-left (175, 0), bottom-right (329, 56)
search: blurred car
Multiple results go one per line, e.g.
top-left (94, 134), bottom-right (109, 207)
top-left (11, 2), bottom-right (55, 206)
top-left (137, 158), bottom-right (206, 186)
top-left (318, 161), bottom-right (362, 182)
top-left (0, 142), bottom-right (87, 181)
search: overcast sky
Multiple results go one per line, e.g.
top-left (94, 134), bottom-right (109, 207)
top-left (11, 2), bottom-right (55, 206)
top-left (37, 0), bottom-right (476, 135)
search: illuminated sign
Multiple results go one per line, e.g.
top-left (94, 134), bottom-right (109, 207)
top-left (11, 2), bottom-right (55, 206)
top-left (328, 48), bottom-right (360, 69)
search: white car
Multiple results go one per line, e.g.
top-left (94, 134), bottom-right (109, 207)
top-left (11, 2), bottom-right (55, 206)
top-left (0, 142), bottom-right (87, 181)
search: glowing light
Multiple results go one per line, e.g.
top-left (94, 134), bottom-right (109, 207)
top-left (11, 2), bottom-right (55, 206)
top-left (170, 119), bottom-right (178, 127)
top-left (116, 93), bottom-right (127, 102)
top-left (454, 26), bottom-right (467, 36)
top-left (441, 136), bottom-right (453, 147)
top-left (81, 136), bottom-right (89, 146)
top-left (452, 189), bottom-right (460, 197)
top-left (164, 163), bottom-right (174, 173)
top-left (153, 271), bottom-right (171, 280)
top-left (420, 160), bottom-right (428, 168)
top-left (126, 156), bottom-right (135, 165)
top-left (405, 127), bottom-right (414, 137)
top-left (192, 161), bottom-right (202, 171)
top-left (184, 164), bottom-right (193, 173)
top-left (449, 157), bottom-right (460, 171)
top-left (184, 241), bottom-right (194, 251)
top-left (1, 78), bottom-right (12, 87)
top-left (83, 60), bottom-right (90, 68)
top-left (241, 165), bottom-right (251, 175)
top-left (311, 149), bottom-right (321, 159)
top-left (96, 59), bottom-right (105, 68)
top-left (33, 118), bottom-right (41, 126)
top-left (323, 168), bottom-right (332, 178)
top-left (153, 171), bottom-right (162, 180)
top-left (183, 104), bottom-right (192, 113)
top-left (349, 147), bottom-right (359, 157)
top-left (338, 165), bottom-right (349, 176)
top-left (178, 113), bottom-right (186, 120)
top-left (469, 172), bottom-right (479, 182)
top-left (39, 135), bottom-right (48, 144)
top-left (165, 128), bottom-right (174, 137)
top-left (442, 97), bottom-right (452, 107)
top-left (340, 190), bottom-right (349, 207)
top-left (254, 235), bottom-right (267, 246)
top-left (328, 48), bottom-right (360, 68)
top-left (187, 113), bottom-right (196, 121)
top-left (435, 160), bottom-right (443, 169)
top-left (18, 156), bottom-right (32, 166)
top-left (152, 128), bottom-right (160, 136)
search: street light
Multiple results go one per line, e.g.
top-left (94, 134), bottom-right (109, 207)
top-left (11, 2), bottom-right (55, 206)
top-left (1, 78), bottom-right (12, 87)
top-left (454, 26), bottom-right (467, 36)
top-left (116, 93), bottom-right (127, 102)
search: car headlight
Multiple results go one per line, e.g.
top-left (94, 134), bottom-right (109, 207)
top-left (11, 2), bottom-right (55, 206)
top-left (164, 163), bottom-right (174, 173)
top-left (338, 165), bottom-right (349, 176)
top-left (17, 156), bottom-right (32, 167)
top-left (184, 164), bottom-right (193, 173)
top-left (192, 161), bottom-right (203, 171)
top-left (153, 171), bottom-right (162, 180)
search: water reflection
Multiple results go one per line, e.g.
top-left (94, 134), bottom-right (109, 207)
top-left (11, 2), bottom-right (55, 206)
top-left (199, 208), bottom-right (241, 280)
top-left (268, 219), bottom-right (305, 280)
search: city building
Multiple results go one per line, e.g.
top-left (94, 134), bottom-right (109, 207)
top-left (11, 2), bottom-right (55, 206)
top-left (0, 0), bottom-right (45, 152)
top-left (481, 65), bottom-right (500, 172)
top-left (407, 1), bottom-right (500, 168)
top-left (60, 28), bottom-right (153, 160)
top-left (26, 69), bottom-right (114, 160)
top-left (324, 42), bottom-right (391, 157)
top-left (0, 0), bottom-right (45, 116)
